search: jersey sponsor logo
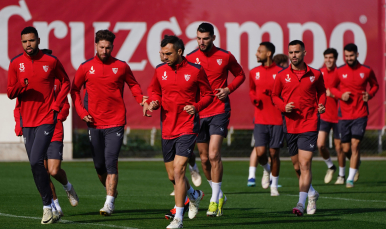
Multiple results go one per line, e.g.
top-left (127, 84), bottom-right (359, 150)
top-left (360, 73), bottom-right (364, 78)
top-left (44, 131), bottom-right (50, 135)
top-left (285, 74), bottom-right (291, 83)
top-left (184, 74), bottom-right (191, 81)
top-left (162, 71), bottom-right (168, 80)
top-left (195, 58), bottom-right (200, 64)
top-left (310, 76), bottom-right (315, 83)
top-left (217, 59), bottom-right (222, 65)
top-left (255, 72), bottom-right (260, 80)
top-left (342, 74), bottom-right (347, 78)
top-left (19, 63), bottom-right (25, 72)
top-left (43, 65), bottom-right (49, 72)
top-left (89, 66), bottom-right (95, 74)
top-left (273, 74), bottom-right (276, 79)
top-left (112, 68), bottom-right (118, 74)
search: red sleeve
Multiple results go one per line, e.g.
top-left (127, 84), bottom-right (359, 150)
top-left (367, 69), bottom-right (379, 99)
top-left (330, 71), bottom-right (343, 99)
top-left (271, 75), bottom-right (286, 112)
top-left (124, 64), bottom-right (143, 104)
top-left (7, 62), bottom-right (28, 99)
top-left (57, 96), bottom-right (70, 122)
top-left (227, 53), bottom-right (246, 93)
top-left (51, 59), bottom-right (70, 112)
top-left (14, 99), bottom-right (22, 136)
top-left (248, 71), bottom-right (261, 106)
top-left (71, 65), bottom-right (89, 119)
top-left (316, 72), bottom-right (327, 105)
top-left (192, 68), bottom-right (214, 112)
top-left (146, 71), bottom-right (162, 108)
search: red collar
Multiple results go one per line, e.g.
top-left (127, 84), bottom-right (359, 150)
top-left (262, 62), bottom-right (277, 69)
top-left (94, 54), bottom-right (113, 64)
top-left (326, 66), bottom-right (336, 73)
top-left (290, 63), bottom-right (310, 74)
top-left (199, 45), bottom-right (217, 57)
top-left (170, 57), bottom-right (188, 70)
top-left (346, 62), bottom-right (361, 70)
top-left (23, 49), bottom-right (44, 60)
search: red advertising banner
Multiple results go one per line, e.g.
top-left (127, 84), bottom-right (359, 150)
top-left (0, 0), bottom-right (384, 129)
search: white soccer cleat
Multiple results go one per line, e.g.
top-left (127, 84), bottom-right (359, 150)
top-left (292, 203), bottom-right (304, 216)
top-left (166, 217), bottom-right (183, 228)
top-left (307, 191), bottom-right (319, 215)
top-left (100, 203), bottom-right (114, 216)
top-left (324, 166), bottom-right (336, 183)
top-left (190, 167), bottom-right (202, 187)
top-left (261, 170), bottom-right (270, 189)
top-left (170, 190), bottom-right (175, 196)
top-left (65, 185), bottom-right (79, 207)
top-left (270, 187), bottom-right (280, 196)
top-left (188, 190), bottom-right (204, 219)
top-left (57, 209), bottom-right (64, 217)
top-left (335, 176), bottom-right (345, 185)
top-left (41, 208), bottom-right (58, 224)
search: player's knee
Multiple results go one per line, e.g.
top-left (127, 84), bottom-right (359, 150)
top-left (173, 165), bottom-right (185, 178)
top-left (49, 168), bottom-right (59, 177)
top-left (299, 161), bottom-right (311, 170)
top-left (200, 156), bottom-right (210, 166)
top-left (317, 143), bottom-right (326, 151)
top-left (30, 159), bottom-right (43, 171)
top-left (208, 152), bottom-right (221, 162)
top-left (95, 165), bottom-right (107, 175)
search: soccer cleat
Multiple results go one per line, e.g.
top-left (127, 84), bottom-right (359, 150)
top-left (206, 202), bottom-right (218, 217)
top-left (346, 180), bottom-right (354, 188)
top-left (292, 203), bottom-right (304, 216)
top-left (335, 176), bottom-right (345, 185)
top-left (216, 195), bottom-right (227, 217)
top-left (354, 171), bottom-right (359, 182)
top-left (57, 209), bottom-right (64, 217)
top-left (270, 186), bottom-right (280, 196)
top-left (65, 185), bottom-right (79, 207)
top-left (41, 208), bottom-right (56, 224)
top-left (100, 203), bottom-right (114, 216)
top-left (307, 191), bottom-right (319, 215)
top-left (247, 178), bottom-right (256, 187)
top-left (324, 165), bottom-right (336, 183)
top-left (165, 198), bottom-right (189, 220)
top-left (190, 167), bottom-right (202, 187)
top-left (188, 190), bottom-right (204, 219)
top-left (166, 217), bottom-right (183, 228)
top-left (52, 209), bottom-right (61, 222)
top-left (261, 170), bottom-right (270, 189)
top-left (170, 190), bottom-right (175, 196)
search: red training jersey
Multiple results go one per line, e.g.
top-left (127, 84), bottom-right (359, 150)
top-left (330, 63), bottom-right (379, 120)
top-left (147, 58), bottom-right (214, 139)
top-left (320, 66), bottom-right (339, 123)
top-left (7, 50), bottom-right (70, 127)
top-left (249, 63), bottom-right (283, 125)
top-left (186, 46), bottom-right (245, 118)
top-left (71, 55), bottom-right (143, 127)
top-left (272, 65), bottom-right (326, 134)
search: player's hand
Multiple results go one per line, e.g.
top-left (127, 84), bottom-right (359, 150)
top-left (326, 88), bottom-right (334, 98)
top-left (140, 96), bottom-right (149, 106)
top-left (285, 102), bottom-right (295, 113)
top-left (183, 105), bottom-right (196, 115)
top-left (254, 99), bottom-right (260, 107)
top-left (318, 104), bottom-right (325, 114)
top-left (24, 78), bottom-right (28, 86)
top-left (148, 100), bottom-right (159, 111)
top-left (215, 87), bottom-right (230, 101)
top-left (362, 91), bottom-right (370, 102)
top-left (341, 91), bottom-right (351, 101)
top-left (263, 89), bottom-right (271, 96)
top-left (83, 115), bottom-right (93, 123)
top-left (143, 102), bottom-right (152, 117)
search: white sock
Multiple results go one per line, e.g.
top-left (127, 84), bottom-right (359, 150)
top-left (50, 199), bottom-right (57, 211)
top-left (105, 195), bottom-right (115, 204)
top-left (207, 180), bottom-right (212, 187)
top-left (63, 182), bottom-right (72, 191)
top-left (175, 207), bottom-right (184, 220)
top-left (210, 182), bottom-right (221, 204)
top-left (208, 180), bottom-right (223, 199)
top-left (261, 163), bottom-right (271, 173)
top-left (189, 163), bottom-right (198, 171)
top-left (187, 186), bottom-right (199, 200)
top-left (298, 192), bottom-right (308, 206)
top-left (324, 158), bottom-right (334, 168)
top-left (43, 205), bottom-right (52, 209)
top-left (271, 176), bottom-right (279, 188)
top-left (339, 166), bottom-right (345, 177)
top-left (308, 184), bottom-right (316, 196)
top-left (347, 168), bottom-right (357, 181)
top-left (248, 166), bottom-right (256, 179)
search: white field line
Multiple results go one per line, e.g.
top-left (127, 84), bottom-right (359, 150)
top-left (0, 212), bottom-right (137, 229)
top-left (284, 194), bottom-right (386, 203)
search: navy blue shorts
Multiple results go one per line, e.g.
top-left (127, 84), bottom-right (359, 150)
top-left (46, 141), bottom-right (64, 160)
top-left (286, 131), bottom-right (318, 156)
top-left (162, 134), bottom-right (197, 162)
top-left (254, 124), bottom-right (284, 148)
top-left (197, 112), bottom-right (230, 143)
top-left (319, 119), bottom-right (340, 139)
top-left (339, 117), bottom-right (368, 143)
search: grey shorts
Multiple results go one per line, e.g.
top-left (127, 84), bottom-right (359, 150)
top-left (197, 112), bottom-right (230, 143)
top-left (162, 134), bottom-right (196, 163)
top-left (319, 119), bottom-right (340, 140)
top-left (254, 124), bottom-right (284, 148)
top-left (339, 117), bottom-right (368, 143)
top-left (46, 141), bottom-right (64, 160)
top-left (286, 131), bottom-right (318, 156)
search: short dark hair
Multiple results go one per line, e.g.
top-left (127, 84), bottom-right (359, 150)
top-left (288, 40), bottom-right (305, 50)
top-left (21, 26), bottom-right (38, 38)
top-left (344, 43), bottom-right (358, 53)
top-left (273, 54), bottom-right (289, 66)
top-left (95, 30), bottom-right (116, 44)
top-left (197, 22), bottom-right (214, 36)
top-left (260, 42), bottom-right (275, 56)
top-left (161, 35), bottom-right (185, 55)
top-left (323, 48), bottom-right (338, 59)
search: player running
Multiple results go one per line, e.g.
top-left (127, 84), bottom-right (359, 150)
top-left (71, 30), bottom-right (145, 215)
top-left (248, 42), bottom-right (283, 196)
top-left (7, 27), bottom-right (70, 224)
top-left (144, 35), bottom-right (214, 229)
top-left (330, 43), bottom-right (379, 188)
top-left (272, 40), bottom-right (326, 216)
top-left (186, 22), bottom-right (245, 217)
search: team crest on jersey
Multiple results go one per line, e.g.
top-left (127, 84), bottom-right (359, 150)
top-left (195, 58), bottom-right (200, 64)
top-left (162, 71), bottom-right (168, 80)
top-left (184, 74), bottom-right (191, 81)
top-left (89, 66), bottom-right (95, 74)
top-left (310, 76), bottom-right (315, 83)
top-left (19, 63), bottom-right (25, 72)
top-left (112, 68), bottom-right (118, 74)
top-left (255, 72), bottom-right (260, 80)
top-left (217, 59), bottom-right (222, 65)
top-left (360, 73), bottom-right (364, 78)
top-left (342, 74), bottom-right (347, 78)
top-left (285, 74), bottom-right (291, 83)
top-left (43, 65), bottom-right (49, 72)
top-left (273, 74), bottom-right (276, 79)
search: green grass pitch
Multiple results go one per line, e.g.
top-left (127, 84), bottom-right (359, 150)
top-left (0, 160), bottom-right (385, 228)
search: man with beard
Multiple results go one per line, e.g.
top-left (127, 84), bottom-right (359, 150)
top-left (186, 22), bottom-right (245, 217)
top-left (330, 43), bottom-right (379, 188)
top-left (272, 40), bottom-right (326, 216)
top-left (247, 42), bottom-right (283, 196)
top-left (71, 30), bottom-right (146, 215)
top-left (7, 26), bottom-right (70, 224)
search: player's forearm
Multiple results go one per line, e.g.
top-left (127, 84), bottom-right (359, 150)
top-left (7, 81), bottom-right (26, 99)
top-left (227, 73), bottom-right (245, 93)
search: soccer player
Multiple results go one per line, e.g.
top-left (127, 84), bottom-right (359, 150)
top-left (330, 43), bottom-right (379, 188)
top-left (248, 42), bottom-right (283, 196)
top-left (273, 54), bottom-right (289, 68)
top-left (272, 40), bottom-right (326, 216)
top-left (7, 26), bottom-right (70, 224)
top-left (144, 35), bottom-right (214, 229)
top-left (186, 22), bottom-right (245, 217)
top-left (71, 30), bottom-right (145, 215)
